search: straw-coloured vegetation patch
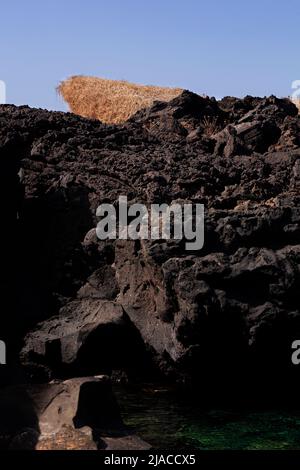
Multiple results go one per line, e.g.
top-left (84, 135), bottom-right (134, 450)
top-left (57, 76), bottom-right (183, 124)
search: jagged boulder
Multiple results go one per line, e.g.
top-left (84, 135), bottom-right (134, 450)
top-left (0, 376), bottom-right (115, 449)
top-left (21, 299), bottom-right (151, 379)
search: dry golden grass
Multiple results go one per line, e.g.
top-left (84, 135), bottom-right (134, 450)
top-left (57, 76), bottom-right (183, 124)
top-left (200, 116), bottom-right (221, 136)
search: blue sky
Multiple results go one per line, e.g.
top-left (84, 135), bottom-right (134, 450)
top-left (1, 0), bottom-right (299, 110)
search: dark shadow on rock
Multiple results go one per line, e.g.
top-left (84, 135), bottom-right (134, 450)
top-left (73, 312), bottom-right (160, 381)
top-left (0, 387), bottom-right (40, 449)
top-left (16, 185), bottom-right (94, 333)
top-left (73, 379), bottom-right (124, 431)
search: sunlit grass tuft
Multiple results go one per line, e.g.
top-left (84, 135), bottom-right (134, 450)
top-left (58, 76), bottom-right (183, 124)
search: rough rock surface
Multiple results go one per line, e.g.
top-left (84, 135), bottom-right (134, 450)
top-left (0, 375), bottom-right (149, 450)
top-left (21, 299), bottom-right (152, 379)
top-left (0, 91), bottom-right (299, 406)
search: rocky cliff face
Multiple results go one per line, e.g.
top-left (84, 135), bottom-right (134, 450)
top-left (1, 91), bottom-right (300, 404)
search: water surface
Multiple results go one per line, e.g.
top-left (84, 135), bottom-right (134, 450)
top-left (114, 384), bottom-right (300, 450)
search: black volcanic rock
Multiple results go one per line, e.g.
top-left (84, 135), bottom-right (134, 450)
top-left (212, 95), bottom-right (298, 156)
top-left (21, 299), bottom-right (152, 380)
top-left (0, 90), bottom-right (299, 402)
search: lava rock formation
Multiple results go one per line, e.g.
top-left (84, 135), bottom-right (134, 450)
top-left (0, 91), bottom-right (299, 408)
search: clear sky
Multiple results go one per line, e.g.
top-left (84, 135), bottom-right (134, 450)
top-left (1, 0), bottom-right (300, 111)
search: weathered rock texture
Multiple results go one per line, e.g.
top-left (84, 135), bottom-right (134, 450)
top-left (0, 91), bottom-right (299, 404)
top-left (0, 376), bottom-right (149, 450)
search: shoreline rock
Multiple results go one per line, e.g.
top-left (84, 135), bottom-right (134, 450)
top-left (0, 376), bottom-right (150, 450)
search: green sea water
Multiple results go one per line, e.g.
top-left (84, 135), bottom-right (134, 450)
top-left (113, 384), bottom-right (300, 450)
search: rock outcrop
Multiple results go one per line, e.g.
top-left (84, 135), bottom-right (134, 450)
top-left (0, 91), bottom-right (299, 411)
top-left (0, 375), bottom-right (149, 450)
